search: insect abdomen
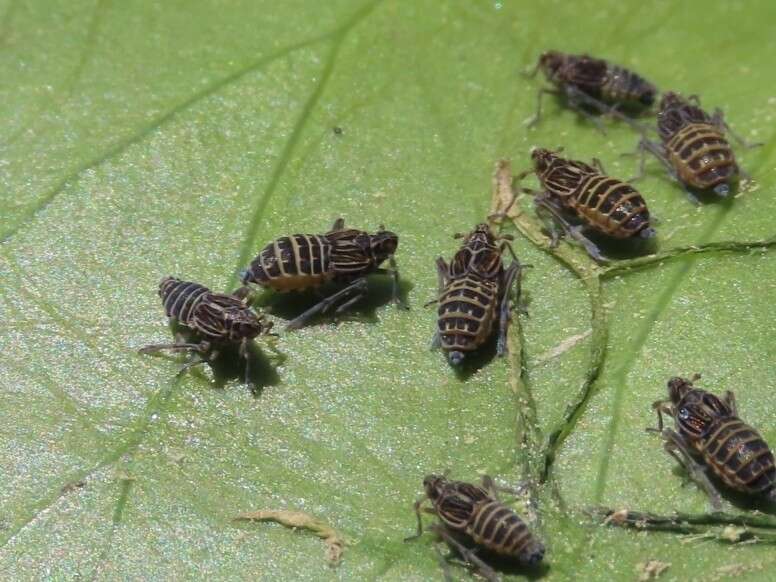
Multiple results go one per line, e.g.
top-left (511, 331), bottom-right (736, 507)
top-left (700, 418), bottom-right (776, 495)
top-left (468, 500), bottom-right (544, 565)
top-left (437, 277), bottom-right (498, 353)
top-left (159, 277), bottom-right (209, 326)
top-left (570, 174), bottom-right (651, 238)
top-left (242, 234), bottom-right (332, 291)
top-left (665, 123), bottom-right (738, 190)
top-left (601, 65), bottom-right (656, 106)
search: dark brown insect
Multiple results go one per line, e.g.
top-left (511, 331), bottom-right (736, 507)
top-left (527, 50), bottom-right (657, 131)
top-left (518, 148), bottom-right (654, 262)
top-left (239, 218), bottom-right (404, 330)
top-left (140, 277), bottom-right (274, 385)
top-left (408, 475), bottom-right (544, 580)
top-left (636, 92), bottom-right (758, 200)
top-left (651, 374), bottom-right (776, 510)
top-left (434, 223), bottom-right (523, 365)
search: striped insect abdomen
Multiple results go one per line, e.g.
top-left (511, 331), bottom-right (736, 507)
top-left (698, 418), bottom-right (776, 496)
top-left (665, 123), bottom-right (738, 191)
top-left (468, 500), bottom-right (545, 566)
top-left (159, 277), bottom-right (209, 327)
top-left (601, 64), bottom-right (656, 107)
top-left (569, 174), bottom-right (651, 238)
top-left (437, 276), bottom-right (499, 353)
top-left (242, 234), bottom-right (333, 292)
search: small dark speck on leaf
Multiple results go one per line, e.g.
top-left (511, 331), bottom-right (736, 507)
top-left (61, 480), bottom-right (86, 495)
top-left (333, 126), bottom-right (344, 135)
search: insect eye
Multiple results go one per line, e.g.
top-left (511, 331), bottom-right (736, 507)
top-left (678, 408), bottom-right (689, 420)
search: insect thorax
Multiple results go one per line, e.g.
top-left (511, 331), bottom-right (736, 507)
top-left (541, 161), bottom-right (594, 198)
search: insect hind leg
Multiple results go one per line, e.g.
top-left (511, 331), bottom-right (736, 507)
top-left (285, 278), bottom-right (368, 331)
top-left (525, 88), bottom-right (561, 128)
top-left (176, 354), bottom-right (210, 378)
top-left (711, 108), bottom-right (764, 149)
top-left (139, 341), bottom-right (207, 356)
top-left (562, 87), bottom-right (609, 134)
top-left (496, 260), bottom-right (523, 357)
top-left (565, 86), bottom-right (650, 134)
top-left (661, 428), bottom-right (723, 511)
top-left (432, 525), bottom-right (499, 582)
top-left (535, 196), bottom-right (607, 263)
top-left (481, 474), bottom-right (532, 500)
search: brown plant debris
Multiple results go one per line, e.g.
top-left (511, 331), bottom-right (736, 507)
top-left (636, 559), bottom-right (670, 581)
top-left (535, 329), bottom-right (592, 363)
top-left (591, 507), bottom-right (776, 544)
top-left (235, 509), bottom-right (347, 565)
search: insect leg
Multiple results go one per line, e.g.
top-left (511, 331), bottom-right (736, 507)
top-left (522, 59), bottom-right (541, 79)
top-left (425, 257), bottom-right (449, 305)
top-left (371, 262), bottom-right (407, 309)
top-left (405, 498), bottom-right (434, 541)
top-left (562, 87), bottom-right (608, 134)
top-left (285, 278), bottom-right (368, 331)
top-left (435, 257), bottom-right (449, 294)
top-left (496, 261), bottom-right (522, 357)
top-left (566, 86), bottom-right (651, 134)
top-left (630, 138), bottom-right (671, 179)
top-left (432, 525), bottom-right (499, 582)
top-left (648, 400), bottom-right (672, 432)
top-left (525, 88), bottom-right (562, 128)
top-left (481, 474), bottom-right (531, 499)
top-left (388, 255), bottom-right (409, 309)
top-left (535, 196), bottom-right (606, 262)
top-left (138, 342), bottom-right (206, 355)
top-left (238, 338), bottom-right (252, 387)
top-left (722, 390), bottom-right (738, 416)
top-left (176, 355), bottom-right (209, 378)
top-left (712, 108), bottom-right (764, 149)
top-left (591, 157), bottom-right (607, 174)
top-left (634, 139), bottom-right (702, 204)
top-left (532, 193), bottom-right (564, 244)
top-left (568, 226), bottom-right (607, 263)
top-left (499, 240), bottom-right (519, 263)
top-left (661, 429), bottom-right (723, 511)
top-left (333, 290), bottom-right (369, 316)
top-left (231, 285), bottom-right (253, 302)
top-left (489, 168), bottom-right (535, 221)
top-left (428, 258), bottom-right (449, 349)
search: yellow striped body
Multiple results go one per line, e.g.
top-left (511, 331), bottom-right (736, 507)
top-left (694, 417), bottom-right (776, 496)
top-left (425, 476), bottom-right (545, 566)
top-left (570, 174), bottom-right (650, 238)
top-left (534, 151), bottom-right (651, 239)
top-left (665, 122), bottom-right (737, 191)
top-left (467, 499), bottom-right (543, 560)
top-left (244, 234), bottom-right (334, 292)
top-left (437, 276), bottom-right (499, 354)
top-left (158, 277), bottom-right (263, 343)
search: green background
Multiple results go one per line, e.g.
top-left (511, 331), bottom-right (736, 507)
top-left (2, 0), bottom-right (775, 579)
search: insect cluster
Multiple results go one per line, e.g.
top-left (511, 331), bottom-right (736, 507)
top-left (134, 48), bottom-right (768, 581)
top-left (519, 50), bottom-right (758, 262)
top-left (140, 219), bottom-right (404, 388)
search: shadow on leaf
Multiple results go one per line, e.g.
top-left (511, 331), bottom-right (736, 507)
top-left (254, 275), bottom-right (413, 329)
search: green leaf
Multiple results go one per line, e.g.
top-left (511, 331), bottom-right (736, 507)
top-left (2, 0), bottom-right (776, 579)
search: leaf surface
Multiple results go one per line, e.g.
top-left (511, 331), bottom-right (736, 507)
top-left (2, 0), bottom-right (776, 579)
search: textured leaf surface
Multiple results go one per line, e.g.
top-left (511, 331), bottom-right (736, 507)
top-left (2, 0), bottom-right (776, 579)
